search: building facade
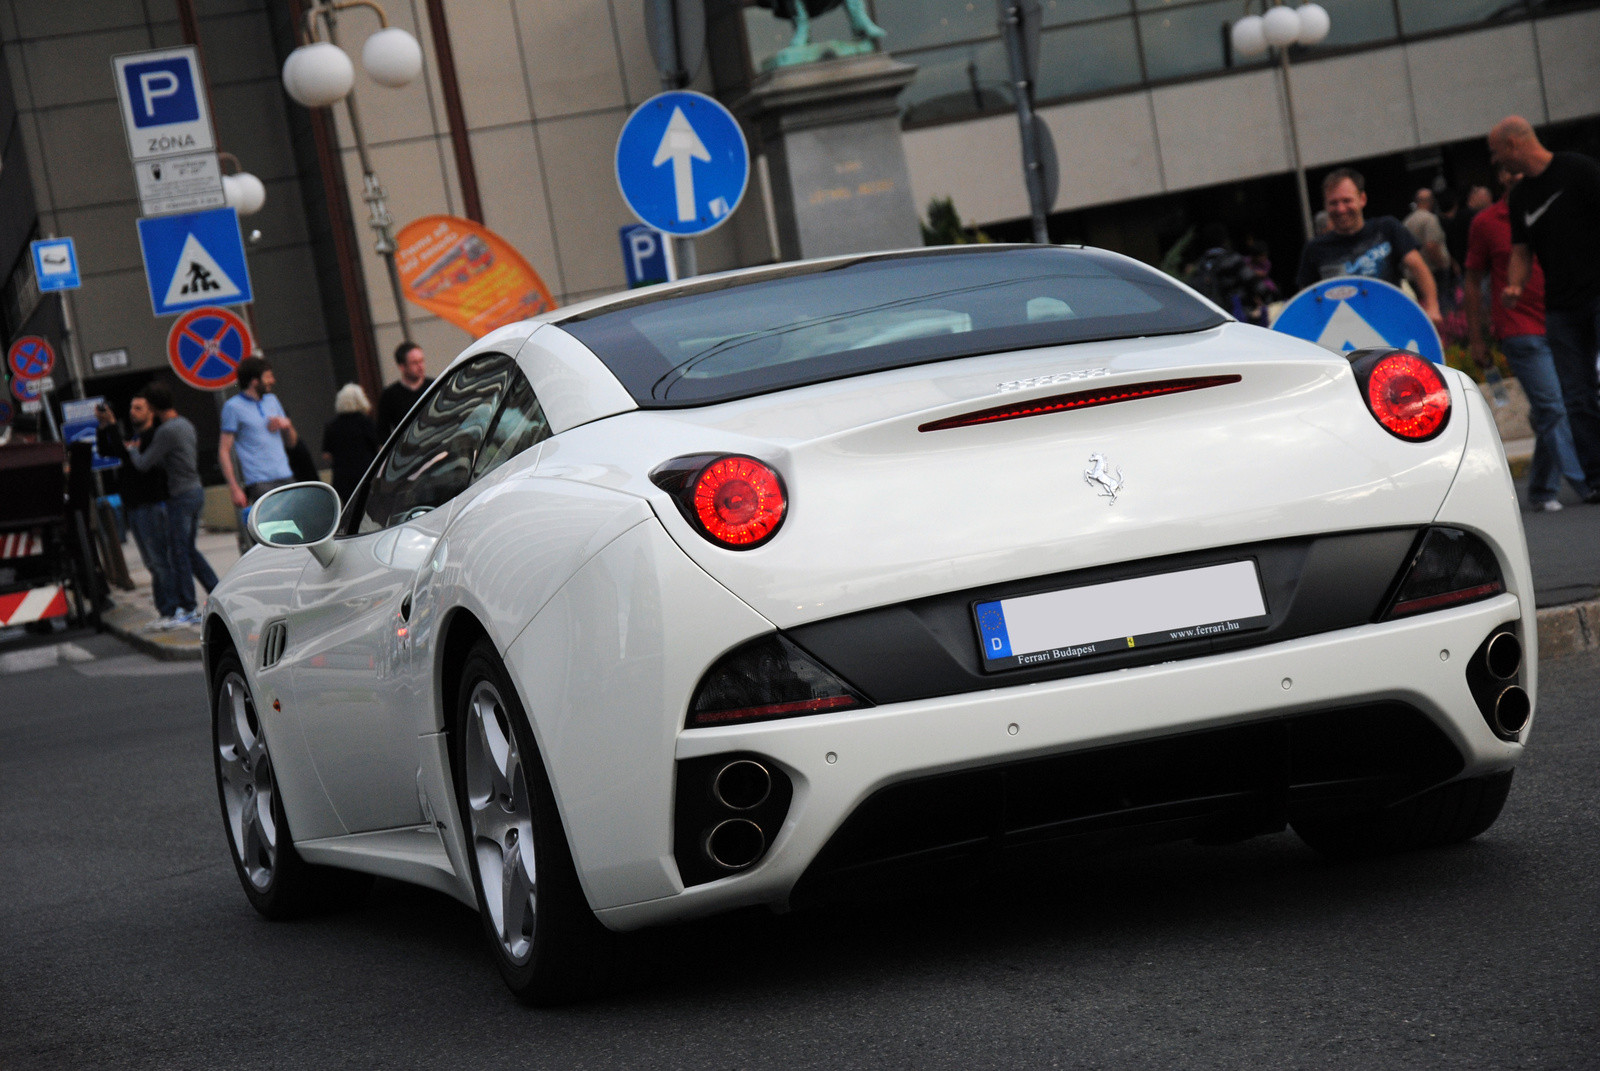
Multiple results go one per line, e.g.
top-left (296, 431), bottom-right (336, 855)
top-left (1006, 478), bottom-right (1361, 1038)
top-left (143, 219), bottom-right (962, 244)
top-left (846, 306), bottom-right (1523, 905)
top-left (2, 0), bottom-right (1598, 489)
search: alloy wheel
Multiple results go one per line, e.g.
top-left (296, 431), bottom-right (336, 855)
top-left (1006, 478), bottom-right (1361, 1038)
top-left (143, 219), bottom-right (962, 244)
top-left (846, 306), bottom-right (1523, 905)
top-left (464, 679), bottom-right (537, 965)
top-left (216, 672), bottom-right (278, 891)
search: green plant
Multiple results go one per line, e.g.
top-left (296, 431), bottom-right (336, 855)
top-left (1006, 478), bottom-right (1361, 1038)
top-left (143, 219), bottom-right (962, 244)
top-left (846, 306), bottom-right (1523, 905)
top-left (921, 197), bottom-right (991, 246)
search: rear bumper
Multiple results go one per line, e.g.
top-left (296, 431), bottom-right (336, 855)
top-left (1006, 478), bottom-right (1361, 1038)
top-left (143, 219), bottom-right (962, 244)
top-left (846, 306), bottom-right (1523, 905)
top-left (595, 592), bottom-right (1525, 930)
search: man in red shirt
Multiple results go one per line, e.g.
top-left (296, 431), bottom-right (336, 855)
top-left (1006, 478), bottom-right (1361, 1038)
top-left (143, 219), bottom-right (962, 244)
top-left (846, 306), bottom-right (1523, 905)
top-left (1465, 165), bottom-right (1593, 510)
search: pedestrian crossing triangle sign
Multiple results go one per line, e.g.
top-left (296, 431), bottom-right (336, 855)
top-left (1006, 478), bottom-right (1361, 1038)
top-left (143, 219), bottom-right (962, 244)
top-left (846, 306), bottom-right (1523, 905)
top-left (137, 205), bottom-right (252, 317)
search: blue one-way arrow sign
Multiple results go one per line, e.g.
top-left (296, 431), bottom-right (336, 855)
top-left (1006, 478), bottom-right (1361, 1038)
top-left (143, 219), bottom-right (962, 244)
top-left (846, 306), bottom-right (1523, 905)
top-left (1273, 276), bottom-right (1444, 363)
top-left (616, 91), bottom-right (748, 237)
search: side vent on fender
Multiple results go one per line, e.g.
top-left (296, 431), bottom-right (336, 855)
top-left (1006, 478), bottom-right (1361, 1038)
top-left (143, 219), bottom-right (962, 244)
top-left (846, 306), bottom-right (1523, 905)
top-left (260, 621), bottom-right (288, 670)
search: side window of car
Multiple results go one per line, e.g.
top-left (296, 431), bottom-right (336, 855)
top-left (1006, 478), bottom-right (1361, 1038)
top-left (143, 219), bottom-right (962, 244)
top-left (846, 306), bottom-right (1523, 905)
top-left (471, 367), bottom-right (551, 483)
top-left (356, 353), bottom-right (513, 534)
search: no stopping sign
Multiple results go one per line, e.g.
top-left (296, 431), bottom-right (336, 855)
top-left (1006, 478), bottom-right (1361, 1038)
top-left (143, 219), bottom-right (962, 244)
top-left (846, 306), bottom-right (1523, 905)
top-left (167, 305), bottom-right (253, 391)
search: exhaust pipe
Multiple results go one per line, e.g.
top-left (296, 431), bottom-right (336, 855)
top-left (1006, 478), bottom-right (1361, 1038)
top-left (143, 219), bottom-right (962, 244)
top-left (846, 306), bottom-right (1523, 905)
top-left (1484, 632), bottom-right (1522, 681)
top-left (713, 760), bottom-right (772, 810)
top-left (703, 819), bottom-right (766, 871)
top-left (1493, 685), bottom-right (1530, 737)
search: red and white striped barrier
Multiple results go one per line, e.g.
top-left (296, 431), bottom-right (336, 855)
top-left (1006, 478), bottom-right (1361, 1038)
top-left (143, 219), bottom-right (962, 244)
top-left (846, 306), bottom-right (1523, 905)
top-left (0, 530), bottom-right (44, 559)
top-left (0, 585), bottom-right (68, 625)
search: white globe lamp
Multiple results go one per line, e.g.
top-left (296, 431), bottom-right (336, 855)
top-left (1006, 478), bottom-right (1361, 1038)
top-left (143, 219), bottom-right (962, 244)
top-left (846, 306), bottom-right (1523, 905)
top-left (361, 27), bottom-right (423, 87)
top-left (1262, 5), bottom-right (1302, 48)
top-left (282, 42), bottom-right (354, 108)
top-left (1296, 3), bottom-right (1331, 45)
top-left (1230, 15), bottom-right (1268, 57)
top-left (222, 172), bottom-right (267, 216)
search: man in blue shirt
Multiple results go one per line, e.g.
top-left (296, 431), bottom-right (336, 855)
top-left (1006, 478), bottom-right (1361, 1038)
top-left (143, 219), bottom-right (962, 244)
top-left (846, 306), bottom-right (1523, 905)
top-left (219, 356), bottom-right (297, 549)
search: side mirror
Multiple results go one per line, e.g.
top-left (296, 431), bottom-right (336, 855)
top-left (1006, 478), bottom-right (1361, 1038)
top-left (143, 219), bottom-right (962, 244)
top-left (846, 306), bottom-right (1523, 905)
top-left (247, 481), bottom-right (342, 568)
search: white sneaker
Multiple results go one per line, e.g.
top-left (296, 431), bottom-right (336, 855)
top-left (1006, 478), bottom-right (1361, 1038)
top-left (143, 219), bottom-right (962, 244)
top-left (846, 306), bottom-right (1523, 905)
top-left (142, 615), bottom-right (183, 631)
top-left (176, 608), bottom-right (202, 626)
top-left (1535, 499), bottom-right (1564, 513)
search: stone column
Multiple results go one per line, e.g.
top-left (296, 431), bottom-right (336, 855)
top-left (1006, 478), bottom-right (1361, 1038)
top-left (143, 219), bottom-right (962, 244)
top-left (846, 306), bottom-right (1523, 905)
top-left (736, 53), bottom-right (922, 261)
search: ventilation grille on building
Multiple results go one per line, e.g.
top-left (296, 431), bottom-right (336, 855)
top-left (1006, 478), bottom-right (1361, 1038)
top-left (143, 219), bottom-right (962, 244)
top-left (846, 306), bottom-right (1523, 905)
top-left (260, 621), bottom-right (288, 670)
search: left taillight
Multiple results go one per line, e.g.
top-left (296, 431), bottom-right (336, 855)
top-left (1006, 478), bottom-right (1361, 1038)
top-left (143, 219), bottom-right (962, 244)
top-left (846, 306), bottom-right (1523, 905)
top-left (650, 454), bottom-right (788, 549)
top-left (688, 634), bottom-right (868, 728)
top-left (1382, 527), bottom-right (1504, 619)
top-left (1349, 349), bottom-right (1451, 442)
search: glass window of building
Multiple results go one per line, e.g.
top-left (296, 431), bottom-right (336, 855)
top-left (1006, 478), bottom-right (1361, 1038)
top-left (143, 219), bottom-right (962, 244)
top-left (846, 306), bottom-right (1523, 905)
top-left (1041, 0), bottom-right (1134, 26)
top-left (875, 0), bottom-right (996, 52)
top-left (1397, 0), bottom-right (1505, 35)
top-left (899, 39), bottom-right (1013, 124)
top-left (1034, 18), bottom-right (1143, 102)
top-left (1313, 0), bottom-right (1399, 47)
top-left (1137, 0), bottom-right (1238, 82)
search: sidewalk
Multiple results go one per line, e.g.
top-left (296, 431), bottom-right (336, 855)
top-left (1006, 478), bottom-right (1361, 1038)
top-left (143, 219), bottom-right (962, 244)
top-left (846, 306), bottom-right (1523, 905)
top-left (102, 526), bottom-right (240, 661)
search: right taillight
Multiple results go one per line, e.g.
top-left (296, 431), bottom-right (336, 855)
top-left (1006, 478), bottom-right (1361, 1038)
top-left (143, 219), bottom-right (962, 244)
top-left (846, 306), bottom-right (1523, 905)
top-left (1349, 349), bottom-right (1451, 441)
top-left (1382, 527), bottom-right (1504, 619)
top-left (688, 634), bottom-right (869, 728)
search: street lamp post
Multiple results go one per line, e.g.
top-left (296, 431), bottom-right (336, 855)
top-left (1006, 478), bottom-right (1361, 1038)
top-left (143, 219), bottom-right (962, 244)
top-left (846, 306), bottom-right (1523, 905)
top-left (282, 1), bottom-right (425, 341)
top-left (1231, 2), bottom-right (1331, 242)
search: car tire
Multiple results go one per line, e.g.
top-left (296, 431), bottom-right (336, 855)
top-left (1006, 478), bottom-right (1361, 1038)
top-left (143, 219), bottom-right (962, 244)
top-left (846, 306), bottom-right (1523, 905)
top-left (211, 650), bottom-right (373, 918)
top-left (452, 638), bottom-right (615, 1005)
top-left (1292, 769), bottom-right (1514, 859)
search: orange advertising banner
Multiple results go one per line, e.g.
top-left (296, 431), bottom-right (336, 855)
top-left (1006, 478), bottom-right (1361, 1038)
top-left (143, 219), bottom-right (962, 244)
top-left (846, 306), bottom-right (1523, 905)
top-left (395, 216), bottom-right (556, 338)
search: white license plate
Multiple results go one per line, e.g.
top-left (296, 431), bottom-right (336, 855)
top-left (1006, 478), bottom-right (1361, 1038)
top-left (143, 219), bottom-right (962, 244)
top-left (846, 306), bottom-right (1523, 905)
top-left (974, 560), bottom-right (1269, 671)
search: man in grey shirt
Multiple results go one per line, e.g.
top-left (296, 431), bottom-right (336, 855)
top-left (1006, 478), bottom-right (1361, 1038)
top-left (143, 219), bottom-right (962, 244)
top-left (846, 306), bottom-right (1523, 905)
top-left (127, 383), bottom-right (218, 623)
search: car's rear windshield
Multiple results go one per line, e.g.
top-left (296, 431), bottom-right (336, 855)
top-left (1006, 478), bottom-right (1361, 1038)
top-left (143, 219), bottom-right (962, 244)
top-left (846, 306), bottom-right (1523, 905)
top-left (557, 246), bottom-right (1226, 407)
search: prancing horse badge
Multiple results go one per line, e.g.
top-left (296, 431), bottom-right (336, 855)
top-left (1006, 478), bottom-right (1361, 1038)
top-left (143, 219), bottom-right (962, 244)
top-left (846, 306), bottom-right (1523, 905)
top-left (1084, 453), bottom-right (1124, 505)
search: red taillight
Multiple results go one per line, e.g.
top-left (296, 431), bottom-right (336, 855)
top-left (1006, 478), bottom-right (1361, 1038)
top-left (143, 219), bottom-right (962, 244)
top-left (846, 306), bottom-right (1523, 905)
top-left (690, 456), bottom-right (786, 548)
top-left (1359, 352), bottom-right (1451, 441)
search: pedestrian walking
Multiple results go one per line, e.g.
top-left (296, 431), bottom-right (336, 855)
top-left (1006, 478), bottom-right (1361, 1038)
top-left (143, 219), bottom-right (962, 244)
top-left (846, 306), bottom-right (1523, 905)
top-left (1465, 165), bottom-right (1594, 511)
top-left (97, 393), bottom-right (181, 628)
top-left (1296, 168), bottom-right (1443, 326)
top-left (219, 356), bottom-right (297, 551)
top-left (125, 382), bottom-right (218, 619)
top-left (377, 341), bottom-right (433, 440)
top-left (322, 383), bottom-right (380, 503)
top-left (1489, 115), bottom-right (1600, 490)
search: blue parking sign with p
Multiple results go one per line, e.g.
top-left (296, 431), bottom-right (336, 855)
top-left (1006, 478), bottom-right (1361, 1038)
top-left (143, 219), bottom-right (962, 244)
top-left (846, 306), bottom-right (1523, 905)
top-left (619, 224), bottom-right (673, 288)
top-left (112, 47), bottom-right (214, 161)
top-left (123, 58), bottom-right (199, 126)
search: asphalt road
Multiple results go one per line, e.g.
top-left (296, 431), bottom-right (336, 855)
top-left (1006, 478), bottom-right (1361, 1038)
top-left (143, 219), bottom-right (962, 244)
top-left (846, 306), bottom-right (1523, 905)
top-left (1516, 474), bottom-right (1600, 606)
top-left (3, 632), bottom-right (1596, 1070)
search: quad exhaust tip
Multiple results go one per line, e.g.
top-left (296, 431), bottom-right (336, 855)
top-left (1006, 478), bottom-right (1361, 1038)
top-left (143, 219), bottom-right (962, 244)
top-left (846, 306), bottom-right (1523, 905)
top-left (1484, 632), bottom-right (1522, 681)
top-left (1493, 686), bottom-right (1530, 737)
top-left (703, 819), bottom-right (766, 871)
top-left (712, 759), bottom-right (772, 811)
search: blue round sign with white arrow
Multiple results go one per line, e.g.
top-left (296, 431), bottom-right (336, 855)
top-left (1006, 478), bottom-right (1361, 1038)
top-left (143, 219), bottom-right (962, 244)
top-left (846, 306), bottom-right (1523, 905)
top-left (615, 91), bottom-right (749, 238)
top-left (1272, 275), bottom-right (1444, 363)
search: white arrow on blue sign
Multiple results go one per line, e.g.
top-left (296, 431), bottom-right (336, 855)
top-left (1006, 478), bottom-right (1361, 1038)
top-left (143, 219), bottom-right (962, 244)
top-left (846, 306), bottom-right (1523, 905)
top-left (615, 91), bottom-right (748, 238)
top-left (136, 205), bottom-right (252, 317)
top-left (1272, 276), bottom-right (1444, 363)
top-left (31, 238), bottom-right (80, 292)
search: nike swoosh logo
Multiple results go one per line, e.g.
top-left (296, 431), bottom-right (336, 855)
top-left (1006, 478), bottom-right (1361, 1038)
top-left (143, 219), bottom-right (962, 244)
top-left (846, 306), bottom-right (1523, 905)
top-left (1525, 190), bottom-right (1563, 227)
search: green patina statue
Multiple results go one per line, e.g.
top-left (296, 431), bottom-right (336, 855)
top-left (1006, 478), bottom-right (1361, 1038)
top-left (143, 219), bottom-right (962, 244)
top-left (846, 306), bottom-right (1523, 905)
top-left (754, 0), bottom-right (886, 69)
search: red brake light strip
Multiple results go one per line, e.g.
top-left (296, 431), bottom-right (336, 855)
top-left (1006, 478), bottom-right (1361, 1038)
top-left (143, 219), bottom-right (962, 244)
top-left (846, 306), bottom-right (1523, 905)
top-left (1389, 581), bottom-right (1504, 618)
top-left (688, 694), bottom-right (858, 728)
top-left (918, 375), bottom-right (1242, 433)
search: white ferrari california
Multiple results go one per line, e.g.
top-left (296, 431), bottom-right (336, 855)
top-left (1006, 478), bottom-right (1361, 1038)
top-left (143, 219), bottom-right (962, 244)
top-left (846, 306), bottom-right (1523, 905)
top-left (206, 245), bottom-right (1534, 1004)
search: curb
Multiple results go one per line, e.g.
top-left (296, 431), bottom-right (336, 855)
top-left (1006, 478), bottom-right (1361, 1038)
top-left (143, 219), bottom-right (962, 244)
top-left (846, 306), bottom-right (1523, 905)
top-left (103, 619), bottom-right (203, 662)
top-left (1535, 598), bottom-right (1600, 661)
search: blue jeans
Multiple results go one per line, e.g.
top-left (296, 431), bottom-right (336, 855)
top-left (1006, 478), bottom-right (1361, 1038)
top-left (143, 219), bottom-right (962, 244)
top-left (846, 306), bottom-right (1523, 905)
top-left (1500, 334), bottom-right (1590, 503)
top-left (166, 486), bottom-right (219, 610)
top-left (127, 502), bottom-right (180, 618)
top-left (1543, 297), bottom-right (1600, 486)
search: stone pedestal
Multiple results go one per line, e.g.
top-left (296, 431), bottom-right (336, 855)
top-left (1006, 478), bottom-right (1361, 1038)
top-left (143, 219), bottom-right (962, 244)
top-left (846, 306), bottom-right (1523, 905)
top-left (737, 52), bottom-right (922, 261)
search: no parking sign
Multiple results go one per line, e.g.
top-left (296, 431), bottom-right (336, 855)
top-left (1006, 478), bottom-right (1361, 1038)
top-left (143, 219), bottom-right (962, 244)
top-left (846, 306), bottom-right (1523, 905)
top-left (167, 305), bottom-right (253, 391)
top-left (7, 336), bottom-right (55, 381)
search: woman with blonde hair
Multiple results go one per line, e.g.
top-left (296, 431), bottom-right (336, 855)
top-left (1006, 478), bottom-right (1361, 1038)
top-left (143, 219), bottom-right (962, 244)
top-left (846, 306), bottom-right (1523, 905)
top-left (321, 382), bottom-right (380, 503)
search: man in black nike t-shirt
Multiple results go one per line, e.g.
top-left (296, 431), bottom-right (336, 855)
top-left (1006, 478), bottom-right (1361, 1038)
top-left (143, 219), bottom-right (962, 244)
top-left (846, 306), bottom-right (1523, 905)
top-left (1491, 115), bottom-right (1600, 488)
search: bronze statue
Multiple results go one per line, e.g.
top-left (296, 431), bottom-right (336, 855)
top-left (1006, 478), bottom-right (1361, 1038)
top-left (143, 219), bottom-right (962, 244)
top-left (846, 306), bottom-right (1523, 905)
top-left (754, 0), bottom-right (886, 63)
